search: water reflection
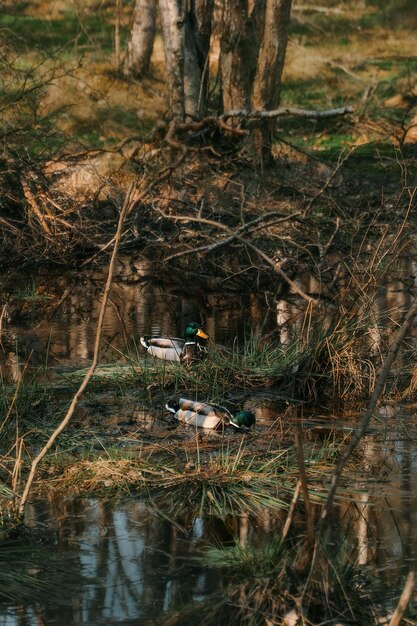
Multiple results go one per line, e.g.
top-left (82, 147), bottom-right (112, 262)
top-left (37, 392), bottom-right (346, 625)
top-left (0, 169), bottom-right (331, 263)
top-left (1, 405), bottom-right (417, 623)
top-left (1, 259), bottom-right (271, 379)
top-left (1, 499), bottom-right (233, 626)
top-left (1, 428), bottom-right (417, 626)
top-left (3, 249), bottom-right (417, 381)
top-left (3, 257), bottom-right (417, 621)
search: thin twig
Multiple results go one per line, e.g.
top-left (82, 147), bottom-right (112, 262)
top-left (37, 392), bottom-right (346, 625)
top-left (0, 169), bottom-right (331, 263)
top-left (80, 155), bottom-right (185, 267)
top-left (282, 479), bottom-right (301, 541)
top-left (304, 146), bottom-right (358, 215)
top-left (388, 570), bottom-right (415, 626)
top-left (163, 211), bottom-right (301, 260)
top-left (18, 181), bottom-right (137, 515)
top-left (319, 294), bottom-right (417, 528)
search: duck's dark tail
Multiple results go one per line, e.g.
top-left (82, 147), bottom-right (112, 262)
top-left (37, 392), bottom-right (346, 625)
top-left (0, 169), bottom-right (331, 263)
top-left (165, 400), bottom-right (180, 414)
top-left (140, 336), bottom-right (150, 349)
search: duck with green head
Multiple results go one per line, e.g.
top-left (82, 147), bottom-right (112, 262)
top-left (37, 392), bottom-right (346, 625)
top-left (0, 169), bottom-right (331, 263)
top-left (166, 398), bottom-right (256, 430)
top-left (140, 322), bottom-right (209, 363)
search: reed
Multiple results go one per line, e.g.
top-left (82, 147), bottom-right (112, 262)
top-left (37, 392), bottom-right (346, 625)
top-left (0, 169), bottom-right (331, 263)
top-left (164, 536), bottom-right (376, 625)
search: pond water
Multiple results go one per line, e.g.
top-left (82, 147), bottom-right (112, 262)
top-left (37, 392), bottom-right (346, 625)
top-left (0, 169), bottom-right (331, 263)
top-left (1, 260), bottom-right (417, 623)
top-left (1, 418), bottom-right (417, 626)
top-left (2, 499), bottom-right (227, 626)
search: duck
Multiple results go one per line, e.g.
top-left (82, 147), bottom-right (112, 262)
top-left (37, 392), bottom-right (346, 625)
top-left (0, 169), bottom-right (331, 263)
top-left (165, 397), bottom-right (256, 430)
top-left (140, 321), bottom-right (209, 363)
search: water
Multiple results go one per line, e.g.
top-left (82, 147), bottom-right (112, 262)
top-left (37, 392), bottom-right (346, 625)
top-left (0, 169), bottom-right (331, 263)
top-left (1, 429), bottom-right (416, 626)
top-left (2, 263), bottom-right (417, 623)
top-left (1, 259), bottom-right (271, 379)
top-left (1, 500), bottom-right (225, 625)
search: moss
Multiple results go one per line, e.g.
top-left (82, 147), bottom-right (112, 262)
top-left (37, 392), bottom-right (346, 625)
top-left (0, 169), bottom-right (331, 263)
top-left (0, 11), bottom-right (120, 54)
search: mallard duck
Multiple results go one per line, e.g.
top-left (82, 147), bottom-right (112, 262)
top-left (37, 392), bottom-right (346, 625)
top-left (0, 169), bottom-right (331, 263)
top-left (166, 397), bottom-right (256, 430)
top-left (140, 321), bottom-right (209, 363)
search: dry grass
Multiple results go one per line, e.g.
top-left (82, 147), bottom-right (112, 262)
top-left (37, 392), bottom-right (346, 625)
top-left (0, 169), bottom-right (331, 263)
top-left (39, 424), bottom-right (337, 517)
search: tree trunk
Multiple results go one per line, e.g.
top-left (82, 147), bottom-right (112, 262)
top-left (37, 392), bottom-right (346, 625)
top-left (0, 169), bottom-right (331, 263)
top-left (183, 0), bottom-right (214, 118)
top-left (124, 0), bottom-right (157, 76)
top-left (251, 0), bottom-right (292, 163)
top-left (220, 0), bottom-right (262, 112)
top-left (158, 0), bottom-right (185, 120)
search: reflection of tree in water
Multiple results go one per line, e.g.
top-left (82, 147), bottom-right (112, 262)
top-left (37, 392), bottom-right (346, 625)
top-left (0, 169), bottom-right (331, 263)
top-left (6, 440), bottom-right (417, 626)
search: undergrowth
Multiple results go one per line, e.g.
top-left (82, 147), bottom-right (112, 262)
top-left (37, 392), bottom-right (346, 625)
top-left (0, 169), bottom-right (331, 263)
top-left (163, 536), bottom-right (378, 625)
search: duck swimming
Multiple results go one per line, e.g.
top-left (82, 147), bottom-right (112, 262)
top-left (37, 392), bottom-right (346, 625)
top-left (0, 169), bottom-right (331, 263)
top-left (140, 321), bottom-right (209, 363)
top-left (166, 397), bottom-right (256, 430)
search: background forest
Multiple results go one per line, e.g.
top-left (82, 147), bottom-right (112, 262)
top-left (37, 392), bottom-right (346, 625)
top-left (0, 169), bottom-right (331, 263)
top-left (1, 0), bottom-right (417, 272)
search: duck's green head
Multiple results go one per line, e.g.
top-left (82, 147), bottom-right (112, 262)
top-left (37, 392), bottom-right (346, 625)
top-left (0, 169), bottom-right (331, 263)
top-left (184, 321), bottom-right (209, 343)
top-left (230, 410), bottom-right (256, 429)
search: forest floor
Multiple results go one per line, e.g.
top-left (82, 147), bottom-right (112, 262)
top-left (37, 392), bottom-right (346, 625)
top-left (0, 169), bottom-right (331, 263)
top-left (2, 0), bottom-right (417, 202)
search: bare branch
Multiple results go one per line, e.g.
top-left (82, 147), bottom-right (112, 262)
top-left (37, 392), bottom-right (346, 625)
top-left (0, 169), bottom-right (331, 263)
top-left (319, 294), bottom-right (417, 528)
top-left (160, 209), bottom-right (314, 303)
top-left (389, 570), bottom-right (416, 626)
top-left (163, 210), bottom-right (302, 261)
top-left (18, 182), bottom-right (137, 515)
top-left (221, 105), bottom-right (353, 120)
top-left (80, 153), bottom-right (186, 267)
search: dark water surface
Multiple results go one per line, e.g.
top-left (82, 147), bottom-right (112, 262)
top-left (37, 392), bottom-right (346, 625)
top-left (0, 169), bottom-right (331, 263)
top-left (1, 263), bottom-right (417, 624)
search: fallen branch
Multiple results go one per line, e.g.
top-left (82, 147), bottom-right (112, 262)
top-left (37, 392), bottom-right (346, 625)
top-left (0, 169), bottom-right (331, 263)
top-left (161, 210), bottom-right (314, 303)
top-left (221, 105), bottom-right (353, 121)
top-left (159, 105), bottom-right (353, 151)
top-left (18, 181), bottom-right (137, 515)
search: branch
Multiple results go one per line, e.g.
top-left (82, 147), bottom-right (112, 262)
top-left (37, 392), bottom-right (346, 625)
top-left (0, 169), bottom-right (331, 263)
top-left (160, 105), bottom-right (353, 148)
top-left (163, 211), bottom-right (301, 261)
top-left (389, 571), bottom-right (416, 626)
top-left (319, 294), bottom-right (417, 528)
top-left (282, 480), bottom-right (301, 541)
top-left (80, 153), bottom-right (186, 267)
top-left (18, 182), bottom-right (137, 515)
top-left (160, 210), bottom-right (314, 303)
top-left (221, 105), bottom-right (354, 121)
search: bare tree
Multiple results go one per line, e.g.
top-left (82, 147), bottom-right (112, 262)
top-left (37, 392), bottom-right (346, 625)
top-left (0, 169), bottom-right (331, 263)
top-left (184, 0), bottom-right (214, 117)
top-left (157, 0), bottom-right (292, 161)
top-left (124, 0), bottom-right (157, 76)
top-left (219, 0), bottom-right (292, 163)
top-left (251, 0), bottom-right (292, 162)
top-left (158, 0), bottom-right (214, 119)
top-left (220, 0), bottom-right (262, 112)
top-left (158, 0), bottom-right (186, 119)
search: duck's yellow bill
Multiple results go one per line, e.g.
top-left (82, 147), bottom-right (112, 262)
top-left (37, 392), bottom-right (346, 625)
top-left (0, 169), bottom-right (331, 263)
top-left (196, 329), bottom-right (209, 339)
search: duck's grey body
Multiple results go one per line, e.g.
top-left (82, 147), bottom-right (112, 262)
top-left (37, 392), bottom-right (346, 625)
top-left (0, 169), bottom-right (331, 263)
top-left (166, 398), bottom-right (231, 429)
top-left (166, 398), bottom-right (256, 430)
top-left (140, 322), bottom-right (209, 363)
top-left (141, 337), bottom-right (184, 362)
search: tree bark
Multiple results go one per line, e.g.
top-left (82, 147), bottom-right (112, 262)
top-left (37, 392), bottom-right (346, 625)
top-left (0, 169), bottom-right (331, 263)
top-left (220, 0), bottom-right (262, 113)
top-left (124, 0), bottom-right (157, 76)
top-left (183, 0), bottom-right (214, 117)
top-left (158, 0), bottom-right (185, 120)
top-left (251, 0), bottom-right (292, 162)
